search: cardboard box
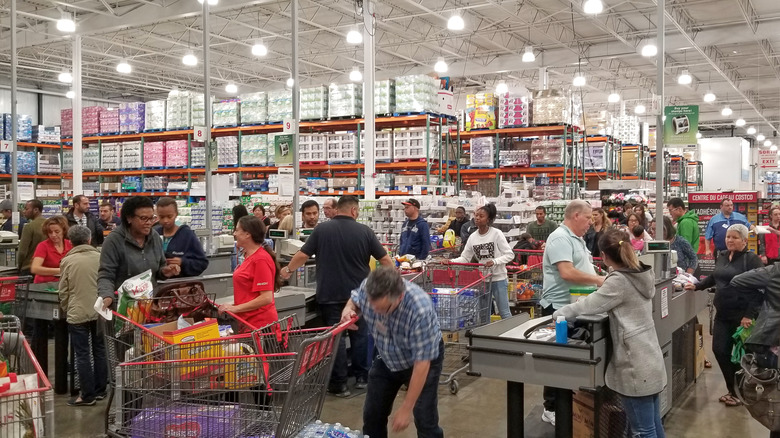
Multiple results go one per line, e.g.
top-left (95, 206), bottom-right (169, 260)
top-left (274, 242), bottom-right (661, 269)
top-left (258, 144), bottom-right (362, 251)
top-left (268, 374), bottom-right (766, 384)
top-left (572, 390), bottom-right (595, 438)
top-left (442, 331), bottom-right (459, 343)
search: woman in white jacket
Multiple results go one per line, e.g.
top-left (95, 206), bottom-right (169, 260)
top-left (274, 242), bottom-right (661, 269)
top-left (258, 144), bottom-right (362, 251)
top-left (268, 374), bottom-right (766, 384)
top-left (449, 203), bottom-right (514, 319)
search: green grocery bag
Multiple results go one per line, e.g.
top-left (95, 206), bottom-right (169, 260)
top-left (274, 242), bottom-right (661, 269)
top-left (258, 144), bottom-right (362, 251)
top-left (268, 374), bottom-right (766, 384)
top-left (731, 323), bottom-right (755, 364)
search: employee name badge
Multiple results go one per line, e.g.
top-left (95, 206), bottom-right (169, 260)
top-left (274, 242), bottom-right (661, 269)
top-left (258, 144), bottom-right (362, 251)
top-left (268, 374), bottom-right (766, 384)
top-left (480, 249), bottom-right (490, 256)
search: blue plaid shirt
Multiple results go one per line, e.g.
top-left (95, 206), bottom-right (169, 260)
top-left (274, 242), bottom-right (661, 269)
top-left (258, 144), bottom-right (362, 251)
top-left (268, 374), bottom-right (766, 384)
top-left (352, 279), bottom-right (441, 372)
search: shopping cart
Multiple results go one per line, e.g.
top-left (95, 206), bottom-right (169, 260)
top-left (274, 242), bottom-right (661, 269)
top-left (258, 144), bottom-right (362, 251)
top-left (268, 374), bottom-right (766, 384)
top-left (422, 262), bottom-right (493, 394)
top-left (428, 245), bottom-right (463, 261)
top-left (0, 315), bottom-right (54, 437)
top-left (0, 276), bottom-right (32, 327)
top-left (106, 315), bottom-right (356, 438)
top-left (510, 250), bottom-right (545, 318)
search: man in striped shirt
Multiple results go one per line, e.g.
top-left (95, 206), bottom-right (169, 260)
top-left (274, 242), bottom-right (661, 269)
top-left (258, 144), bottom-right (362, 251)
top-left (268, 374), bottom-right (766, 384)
top-left (341, 267), bottom-right (444, 438)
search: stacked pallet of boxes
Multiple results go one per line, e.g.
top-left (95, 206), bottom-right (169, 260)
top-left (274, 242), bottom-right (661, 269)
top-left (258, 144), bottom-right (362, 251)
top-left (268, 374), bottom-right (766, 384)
top-left (299, 134), bottom-right (328, 164)
top-left (360, 130), bottom-right (393, 163)
top-left (167, 92), bottom-right (191, 130)
top-left (216, 136), bottom-right (239, 166)
top-left (498, 93), bottom-right (529, 128)
top-left (120, 102), bottom-right (145, 133)
top-left (530, 138), bottom-right (565, 166)
top-left (165, 140), bottom-right (188, 167)
top-left (499, 138), bottom-right (531, 167)
top-left (101, 143), bottom-right (122, 170)
top-left (143, 142), bottom-right (166, 168)
top-left (470, 137), bottom-right (495, 168)
top-left (239, 92), bottom-right (268, 125)
top-left (581, 141), bottom-right (609, 171)
top-left (212, 100), bottom-right (240, 127)
top-left (327, 133), bottom-right (357, 164)
top-left (2, 114), bottom-right (33, 141)
top-left (393, 127), bottom-right (443, 161)
top-left (531, 88), bottom-right (583, 127)
top-left (268, 90), bottom-right (292, 123)
top-left (301, 86), bottom-right (328, 120)
top-left (395, 75), bottom-right (439, 114)
top-left (241, 134), bottom-right (270, 166)
top-left (145, 100), bottom-right (166, 131)
top-left (122, 141), bottom-right (143, 169)
top-left (82, 106), bottom-right (104, 135)
top-left (99, 108), bottom-right (120, 134)
top-left (328, 84), bottom-right (362, 119)
top-left (613, 115), bottom-right (640, 145)
top-left (61, 109), bottom-right (73, 137)
top-left (32, 126), bottom-right (60, 143)
top-left (465, 93), bottom-right (498, 131)
top-left (584, 110), bottom-right (613, 137)
top-left (191, 93), bottom-right (207, 127)
top-left (375, 80), bottom-right (396, 115)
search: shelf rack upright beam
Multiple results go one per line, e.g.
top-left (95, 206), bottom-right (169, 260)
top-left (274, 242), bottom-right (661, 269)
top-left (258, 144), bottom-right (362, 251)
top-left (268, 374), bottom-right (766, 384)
top-left (291, 0), bottom-right (300, 236)
top-left (203, 0), bottom-right (214, 244)
top-left (10, 0), bottom-right (18, 218)
top-left (654, 0), bottom-right (666, 243)
top-left (73, 36), bottom-right (83, 196)
top-left (363, 0), bottom-right (376, 200)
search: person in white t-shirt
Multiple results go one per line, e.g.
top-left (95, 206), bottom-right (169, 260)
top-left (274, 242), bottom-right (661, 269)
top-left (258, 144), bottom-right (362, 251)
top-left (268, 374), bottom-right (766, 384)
top-left (448, 203), bottom-right (514, 319)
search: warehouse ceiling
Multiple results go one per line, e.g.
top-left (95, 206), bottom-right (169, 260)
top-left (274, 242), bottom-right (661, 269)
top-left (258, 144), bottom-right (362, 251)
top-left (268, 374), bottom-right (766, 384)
top-left (1, 0), bottom-right (780, 135)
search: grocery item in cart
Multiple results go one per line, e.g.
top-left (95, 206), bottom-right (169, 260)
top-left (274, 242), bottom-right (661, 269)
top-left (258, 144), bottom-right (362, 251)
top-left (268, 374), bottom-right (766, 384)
top-left (129, 403), bottom-right (241, 438)
top-left (116, 270), bottom-right (154, 327)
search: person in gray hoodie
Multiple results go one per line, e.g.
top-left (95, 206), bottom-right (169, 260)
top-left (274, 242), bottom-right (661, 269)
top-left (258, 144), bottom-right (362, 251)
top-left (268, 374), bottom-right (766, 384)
top-left (554, 228), bottom-right (667, 438)
top-left (98, 196), bottom-right (180, 309)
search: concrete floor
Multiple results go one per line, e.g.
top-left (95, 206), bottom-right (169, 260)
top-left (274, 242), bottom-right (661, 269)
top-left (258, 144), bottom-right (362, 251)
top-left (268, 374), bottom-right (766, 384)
top-left (49, 309), bottom-right (775, 437)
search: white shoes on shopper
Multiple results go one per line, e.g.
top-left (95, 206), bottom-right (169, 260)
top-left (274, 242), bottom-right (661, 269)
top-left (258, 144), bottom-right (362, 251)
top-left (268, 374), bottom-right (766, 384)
top-left (542, 409), bottom-right (556, 426)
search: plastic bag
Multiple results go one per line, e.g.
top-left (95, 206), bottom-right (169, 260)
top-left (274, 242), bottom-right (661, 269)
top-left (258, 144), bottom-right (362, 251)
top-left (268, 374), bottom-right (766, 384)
top-left (443, 229), bottom-right (457, 248)
top-left (116, 270), bottom-right (154, 327)
top-left (732, 323), bottom-right (755, 364)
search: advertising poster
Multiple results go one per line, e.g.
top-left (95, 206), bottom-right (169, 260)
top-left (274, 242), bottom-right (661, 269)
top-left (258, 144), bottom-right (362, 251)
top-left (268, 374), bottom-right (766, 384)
top-left (687, 191), bottom-right (758, 278)
top-left (274, 134), bottom-right (294, 166)
top-left (664, 105), bottom-right (699, 146)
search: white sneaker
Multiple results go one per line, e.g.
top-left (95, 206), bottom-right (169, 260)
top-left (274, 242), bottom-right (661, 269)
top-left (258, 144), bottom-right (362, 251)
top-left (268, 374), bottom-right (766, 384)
top-left (542, 409), bottom-right (556, 426)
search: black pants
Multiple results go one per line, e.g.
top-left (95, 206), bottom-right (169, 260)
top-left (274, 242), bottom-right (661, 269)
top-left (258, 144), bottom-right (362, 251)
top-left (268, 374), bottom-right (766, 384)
top-left (712, 317), bottom-right (741, 395)
top-left (542, 304), bottom-right (567, 411)
top-left (319, 303), bottom-right (369, 389)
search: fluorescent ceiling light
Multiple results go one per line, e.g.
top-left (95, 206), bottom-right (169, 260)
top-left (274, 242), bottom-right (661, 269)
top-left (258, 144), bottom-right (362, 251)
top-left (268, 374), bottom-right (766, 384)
top-left (182, 53), bottom-right (198, 66)
top-left (349, 68), bottom-right (363, 82)
top-left (346, 29), bottom-right (363, 45)
top-left (521, 47), bottom-right (535, 63)
top-left (197, 0), bottom-right (218, 5)
top-left (65, 90), bottom-right (75, 99)
top-left (286, 77), bottom-right (294, 87)
top-left (678, 70), bottom-right (692, 85)
top-left (447, 14), bottom-right (465, 31)
top-left (696, 132), bottom-right (702, 139)
top-left (607, 92), bottom-right (621, 103)
top-left (496, 81), bottom-right (508, 94)
top-left (735, 118), bottom-right (746, 127)
top-left (583, 0), bottom-right (604, 14)
top-left (169, 87), bottom-right (180, 97)
top-left (641, 42), bottom-right (658, 57)
top-left (703, 91), bottom-right (716, 103)
top-left (721, 106), bottom-right (732, 117)
top-left (747, 126), bottom-right (757, 135)
top-left (434, 58), bottom-right (448, 73)
top-left (772, 145), bottom-right (778, 152)
top-left (251, 42), bottom-right (268, 57)
top-left (225, 83), bottom-right (238, 94)
top-left (757, 133), bottom-right (766, 142)
top-left (57, 17), bottom-right (76, 33)
top-left (58, 71), bottom-right (73, 83)
top-left (634, 104), bottom-right (646, 114)
top-left (572, 73), bottom-right (586, 87)
top-left (116, 60), bottom-right (132, 74)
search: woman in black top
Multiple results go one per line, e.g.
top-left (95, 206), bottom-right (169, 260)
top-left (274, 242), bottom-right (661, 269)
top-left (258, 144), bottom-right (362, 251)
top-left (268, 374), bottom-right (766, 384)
top-left (585, 207), bottom-right (611, 258)
top-left (685, 223), bottom-right (763, 407)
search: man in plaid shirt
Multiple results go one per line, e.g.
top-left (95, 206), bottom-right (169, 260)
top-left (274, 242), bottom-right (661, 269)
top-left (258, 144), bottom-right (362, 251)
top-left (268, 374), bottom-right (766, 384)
top-left (341, 267), bottom-right (444, 438)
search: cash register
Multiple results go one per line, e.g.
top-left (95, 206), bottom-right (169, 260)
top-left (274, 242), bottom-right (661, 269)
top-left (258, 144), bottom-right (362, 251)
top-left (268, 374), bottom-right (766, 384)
top-left (639, 240), bottom-right (676, 279)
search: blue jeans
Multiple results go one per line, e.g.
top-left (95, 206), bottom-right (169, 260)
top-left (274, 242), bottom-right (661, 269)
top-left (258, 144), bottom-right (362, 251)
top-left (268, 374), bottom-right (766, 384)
top-left (69, 320), bottom-right (108, 401)
top-left (319, 303), bottom-right (368, 388)
top-left (491, 279), bottom-right (511, 319)
top-left (620, 393), bottom-right (665, 438)
top-left (363, 340), bottom-right (444, 438)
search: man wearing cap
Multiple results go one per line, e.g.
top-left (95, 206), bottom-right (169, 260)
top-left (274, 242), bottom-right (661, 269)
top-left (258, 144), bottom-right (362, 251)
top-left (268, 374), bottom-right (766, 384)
top-left (0, 199), bottom-right (26, 236)
top-left (399, 199), bottom-right (430, 260)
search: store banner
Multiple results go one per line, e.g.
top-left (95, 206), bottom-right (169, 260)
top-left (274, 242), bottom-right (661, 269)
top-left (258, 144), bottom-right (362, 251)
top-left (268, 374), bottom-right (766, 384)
top-left (274, 134), bottom-right (294, 166)
top-left (663, 105), bottom-right (699, 146)
top-left (758, 148), bottom-right (778, 168)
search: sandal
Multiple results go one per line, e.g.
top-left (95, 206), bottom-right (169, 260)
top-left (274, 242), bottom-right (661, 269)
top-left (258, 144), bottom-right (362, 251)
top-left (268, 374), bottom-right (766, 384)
top-left (723, 395), bottom-right (743, 407)
top-left (719, 393), bottom-right (731, 403)
top-left (705, 359), bottom-right (712, 368)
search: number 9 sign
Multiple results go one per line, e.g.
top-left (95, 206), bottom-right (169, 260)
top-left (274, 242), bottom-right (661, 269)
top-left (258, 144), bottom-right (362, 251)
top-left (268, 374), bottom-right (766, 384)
top-left (283, 118), bottom-right (295, 134)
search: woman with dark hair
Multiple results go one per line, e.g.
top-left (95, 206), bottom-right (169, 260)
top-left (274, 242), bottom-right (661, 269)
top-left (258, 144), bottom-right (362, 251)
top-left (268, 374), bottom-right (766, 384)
top-left (554, 228), bottom-right (666, 438)
top-left (585, 207), bottom-right (611, 258)
top-left (625, 213), bottom-right (651, 240)
top-left (31, 216), bottom-right (72, 283)
top-left (759, 206), bottom-right (780, 265)
top-left (449, 203), bottom-right (515, 319)
top-left (661, 216), bottom-right (697, 274)
top-left (685, 223), bottom-right (763, 407)
top-left (232, 204), bottom-right (249, 229)
top-left (634, 203), bottom-right (653, 224)
top-left (98, 196), bottom-right (180, 309)
top-left (219, 215), bottom-right (280, 328)
top-left (252, 204), bottom-right (271, 227)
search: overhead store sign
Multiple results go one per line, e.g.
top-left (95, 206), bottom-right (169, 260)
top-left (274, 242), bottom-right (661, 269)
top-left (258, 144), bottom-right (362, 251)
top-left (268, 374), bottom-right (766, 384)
top-left (759, 148), bottom-right (777, 168)
top-left (663, 105), bottom-right (699, 146)
top-left (274, 134), bottom-right (294, 166)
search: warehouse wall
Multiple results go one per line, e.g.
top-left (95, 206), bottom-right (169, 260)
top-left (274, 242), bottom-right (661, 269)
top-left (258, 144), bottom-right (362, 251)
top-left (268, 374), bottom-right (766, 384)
top-left (700, 137), bottom-right (761, 192)
top-left (0, 89), bottom-right (116, 127)
top-left (0, 90), bottom-right (39, 124)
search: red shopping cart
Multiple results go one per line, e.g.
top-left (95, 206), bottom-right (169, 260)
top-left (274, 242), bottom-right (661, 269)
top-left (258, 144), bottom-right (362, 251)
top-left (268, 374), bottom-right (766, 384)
top-left (106, 315), bottom-right (355, 438)
top-left (0, 276), bottom-right (32, 327)
top-left (0, 315), bottom-right (54, 437)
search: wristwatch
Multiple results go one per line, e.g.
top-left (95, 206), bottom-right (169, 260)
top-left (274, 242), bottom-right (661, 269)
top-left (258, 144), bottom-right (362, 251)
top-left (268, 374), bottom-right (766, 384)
top-left (283, 266), bottom-right (292, 274)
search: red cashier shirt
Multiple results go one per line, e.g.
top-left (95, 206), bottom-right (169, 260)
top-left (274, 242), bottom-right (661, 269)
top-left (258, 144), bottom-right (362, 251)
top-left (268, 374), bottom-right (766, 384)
top-left (33, 239), bottom-right (73, 283)
top-left (233, 248), bottom-right (278, 328)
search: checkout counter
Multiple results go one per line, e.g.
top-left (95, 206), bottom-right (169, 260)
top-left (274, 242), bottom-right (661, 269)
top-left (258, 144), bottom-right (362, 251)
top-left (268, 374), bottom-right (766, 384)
top-left (468, 244), bottom-right (709, 438)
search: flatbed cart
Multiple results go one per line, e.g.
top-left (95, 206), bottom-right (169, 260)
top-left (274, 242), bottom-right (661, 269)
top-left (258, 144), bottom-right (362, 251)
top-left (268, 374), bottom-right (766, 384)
top-left (106, 315), bottom-right (356, 438)
top-left (422, 262), bottom-right (493, 394)
top-left (0, 315), bottom-right (54, 437)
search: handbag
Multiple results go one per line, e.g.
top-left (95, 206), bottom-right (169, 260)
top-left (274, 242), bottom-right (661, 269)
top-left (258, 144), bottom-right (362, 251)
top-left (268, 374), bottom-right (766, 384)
top-left (149, 282), bottom-right (210, 323)
top-left (735, 353), bottom-right (780, 431)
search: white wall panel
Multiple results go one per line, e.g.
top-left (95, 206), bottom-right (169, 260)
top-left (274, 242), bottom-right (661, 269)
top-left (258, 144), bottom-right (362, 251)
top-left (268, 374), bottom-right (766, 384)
top-left (0, 90), bottom-right (39, 124)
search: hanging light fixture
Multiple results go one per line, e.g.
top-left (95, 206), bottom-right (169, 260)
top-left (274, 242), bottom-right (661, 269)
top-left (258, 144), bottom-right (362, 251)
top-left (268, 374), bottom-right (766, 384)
top-left (65, 90), bottom-right (75, 99)
top-left (735, 118), bottom-right (746, 127)
top-left (116, 59), bottom-right (132, 74)
top-left (764, 140), bottom-right (773, 147)
top-left (286, 77), bottom-right (294, 87)
top-left (641, 41), bottom-right (658, 57)
top-left (434, 58), bottom-right (448, 73)
top-left (349, 67), bottom-right (363, 82)
top-left (703, 91), bottom-right (716, 103)
top-left (182, 52), bottom-right (198, 66)
top-left (608, 92), bottom-right (621, 103)
top-left (197, 0), bottom-right (218, 5)
top-left (522, 47), bottom-right (535, 63)
top-left (757, 133), bottom-right (766, 142)
top-left (678, 70), bottom-right (692, 85)
top-left (572, 73), bottom-right (586, 87)
top-left (251, 41), bottom-right (268, 57)
top-left (747, 126), bottom-right (757, 135)
top-left (57, 13), bottom-right (76, 33)
top-left (58, 71), bottom-right (73, 83)
top-left (225, 83), bottom-right (238, 94)
top-left (346, 29), bottom-right (363, 45)
top-left (496, 81), bottom-right (508, 94)
top-left (583, 0), bottom-right (604, 14)
top-left (721, 106), bottom-right (732, 117)
top-left (447, 13), bottom-right (465, 31)
top-left (634, 104), bottom-right (646, 114)
top-left (772, 145), bottom-right (778, 152)
top-left (169, 87), bottom-right (180, 97)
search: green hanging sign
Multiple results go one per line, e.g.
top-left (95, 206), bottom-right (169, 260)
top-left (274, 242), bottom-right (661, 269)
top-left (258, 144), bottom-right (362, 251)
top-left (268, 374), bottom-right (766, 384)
top-left (663, 105), bottom-right (699, 146)
top-left (274, 134), bottom-right (294, 166)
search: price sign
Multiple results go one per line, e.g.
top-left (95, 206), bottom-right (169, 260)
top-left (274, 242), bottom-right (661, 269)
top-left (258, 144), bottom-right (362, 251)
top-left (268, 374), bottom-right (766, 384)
top-left (0, 140), bottom-right (12, 152)
top-left (283, 118), bottom-right (295, 134)
top-left (193, 126), bottom-right (207, 142)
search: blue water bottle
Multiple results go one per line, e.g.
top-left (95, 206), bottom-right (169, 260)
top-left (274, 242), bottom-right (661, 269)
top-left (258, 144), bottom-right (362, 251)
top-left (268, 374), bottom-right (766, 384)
top-left (555, 316), bottom-right (568, 344)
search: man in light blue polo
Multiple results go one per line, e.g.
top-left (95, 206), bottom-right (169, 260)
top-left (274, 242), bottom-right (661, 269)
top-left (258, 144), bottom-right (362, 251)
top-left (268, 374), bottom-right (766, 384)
top-left (705, 198), bottom-right (752, 257)
top-left (539, 199), bottom-right (604, 426)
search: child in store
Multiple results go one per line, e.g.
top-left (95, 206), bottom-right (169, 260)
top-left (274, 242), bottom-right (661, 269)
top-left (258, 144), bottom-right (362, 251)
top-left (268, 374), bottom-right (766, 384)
top-left (630, 225), bottom-right (646, 253)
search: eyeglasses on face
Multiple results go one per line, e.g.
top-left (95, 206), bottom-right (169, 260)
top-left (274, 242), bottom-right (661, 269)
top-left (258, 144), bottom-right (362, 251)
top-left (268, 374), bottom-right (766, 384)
top-left (134, 215), bottom-right (156, 223)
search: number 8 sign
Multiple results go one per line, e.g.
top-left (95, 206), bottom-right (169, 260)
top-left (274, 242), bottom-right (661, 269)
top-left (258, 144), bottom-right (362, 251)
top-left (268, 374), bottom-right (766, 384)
top-left (193, 126), bottom-right (207, 142)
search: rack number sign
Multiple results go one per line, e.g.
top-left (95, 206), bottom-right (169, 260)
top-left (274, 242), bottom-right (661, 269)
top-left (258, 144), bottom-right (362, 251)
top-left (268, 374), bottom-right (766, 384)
top-left (0, 140), bottom-right (12, 152)
top-left (193, 126), bottom-right (207, 142)
top-left (283, 118), bottom-right (295, 134)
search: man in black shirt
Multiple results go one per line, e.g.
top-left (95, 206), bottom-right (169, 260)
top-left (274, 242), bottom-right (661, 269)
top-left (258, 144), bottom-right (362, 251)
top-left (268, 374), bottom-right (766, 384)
top-left (281, 196), bottom-right (394, 396)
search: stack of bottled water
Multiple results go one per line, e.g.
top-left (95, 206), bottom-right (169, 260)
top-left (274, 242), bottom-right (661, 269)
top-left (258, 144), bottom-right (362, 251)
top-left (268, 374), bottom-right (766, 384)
top-left (296, 421), bottom-right (366, 438)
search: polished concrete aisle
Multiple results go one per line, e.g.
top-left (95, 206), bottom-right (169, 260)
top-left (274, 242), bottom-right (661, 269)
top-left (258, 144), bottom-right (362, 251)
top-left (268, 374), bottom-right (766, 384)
top-left (51, 310), bottom-right (775, 437)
